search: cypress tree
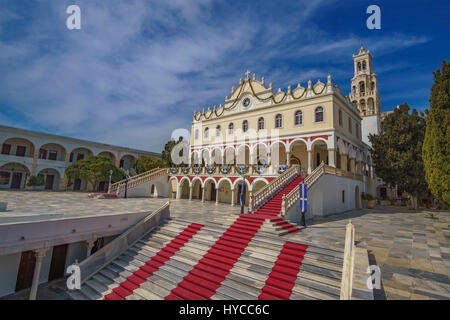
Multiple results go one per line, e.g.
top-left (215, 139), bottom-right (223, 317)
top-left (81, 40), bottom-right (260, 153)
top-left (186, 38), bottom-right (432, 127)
top-left (423, 61), bottom-right (450, 206)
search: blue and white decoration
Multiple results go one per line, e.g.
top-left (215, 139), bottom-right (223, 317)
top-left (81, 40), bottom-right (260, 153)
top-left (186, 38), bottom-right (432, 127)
top-left (299, 183), bottom-right (308, 213)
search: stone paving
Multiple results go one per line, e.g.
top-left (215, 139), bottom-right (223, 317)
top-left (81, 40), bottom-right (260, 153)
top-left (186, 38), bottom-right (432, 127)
top-left (0, 191), bottom-right (241, 224)
top-left (287, 206), bottom-right (450, 300)
top-left (1, 191), bottom-right (449, 300)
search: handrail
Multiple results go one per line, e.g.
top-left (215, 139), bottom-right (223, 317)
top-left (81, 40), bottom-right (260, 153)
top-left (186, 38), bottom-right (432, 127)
top-left (281, 162), bottom-right (363, 216)
top-left (110, 168), bottom-right (169, 194)
top-left (78, 201), bottom-right (170, 284)
top-left (340, 220), bottom-right (355, 300)
top-left (109, 168), bottom-right (160, 191)
top-left (249, 165), bottom-right (300, 212)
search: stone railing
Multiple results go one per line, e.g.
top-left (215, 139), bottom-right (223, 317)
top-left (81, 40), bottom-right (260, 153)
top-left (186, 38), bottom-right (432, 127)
top-left (280, 163), bottom-right (363, 216)
top-left (281, 163), bottom-right (326, 216)
top-left (78, 201), bottom-right (170, 284)
top-left (109, 168), bottom-right (168, 195)
top-left (340, 220), bottom-right (355, 300)
top-left (249, 165), bottom-right (300, 212)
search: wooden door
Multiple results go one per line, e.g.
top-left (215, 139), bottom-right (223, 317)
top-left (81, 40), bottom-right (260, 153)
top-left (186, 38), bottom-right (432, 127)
top-left (11, 172), bottom-right (22, 189)
top-left (15, 251), bottom-right (36, 292)
top-left (210, 184), bottom-right (216, 201)
top-left (48, 244), bottom-right (68, 282)
top-left (45, 175), bottom-right (54, 190)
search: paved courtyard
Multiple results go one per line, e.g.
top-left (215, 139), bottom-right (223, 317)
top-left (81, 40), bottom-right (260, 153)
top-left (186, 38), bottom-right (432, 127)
top-left (287, 206), bottom-right (450, 300)
top-left (1, 191), bottom-right (448, 300)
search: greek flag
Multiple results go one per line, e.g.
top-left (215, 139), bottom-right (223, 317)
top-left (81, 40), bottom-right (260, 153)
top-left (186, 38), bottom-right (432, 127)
top-left (240, 177), bottom-right (245, 206)
top-left (299, 183), bottom-right (307, 213)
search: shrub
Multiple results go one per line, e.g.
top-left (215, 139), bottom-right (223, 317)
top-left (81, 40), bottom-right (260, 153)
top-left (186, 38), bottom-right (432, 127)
top-left (27, 175), bottom-right (45, 187)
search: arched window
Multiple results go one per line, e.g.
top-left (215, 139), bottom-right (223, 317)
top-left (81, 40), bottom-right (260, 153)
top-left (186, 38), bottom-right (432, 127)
top-left (348, 117), bottom-right (352, 133)
top-left (295, 111), bottom-right (303, 125)
top-left (151, 184), bottom-right (155, 196)
top-left (258, 117), bottom-right (264, 130)
top-left (194, 129), bottom-right (199, 140)
top-left (315, 107), bottom-right (324, 122)
top-left (216, 125), bottom-right (221, 137)
top-left (338, 110), bottom-right (343, 126)
top-left (357, 62), bottom-right (361, 71)
top-left (362, 61), bottom-right (367, 70)
top-left (228, 123), bottom-right (234, 134)
top-left (360, 82), bottom-right (365, 93)
top-left (371, 82), bottom-right (375, 90)
top-left (275, 114), bottom-right (282, 128)
top-left (204, 127), bottom-right (209, 139)
top-left (242, 120), bottom-right (248, 132)
top-left (352, 86), bottom-right (356, 95)
top-left (316, 153), bottom-right (320, 167)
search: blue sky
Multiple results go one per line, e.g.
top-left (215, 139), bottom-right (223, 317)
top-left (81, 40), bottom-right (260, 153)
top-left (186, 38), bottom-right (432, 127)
top-left (0, 0), bottom-right (448, 152)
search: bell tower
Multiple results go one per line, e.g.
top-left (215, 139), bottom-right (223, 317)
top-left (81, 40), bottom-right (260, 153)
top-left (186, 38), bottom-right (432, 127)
top-left (349, 45), bottom-right (380, 116)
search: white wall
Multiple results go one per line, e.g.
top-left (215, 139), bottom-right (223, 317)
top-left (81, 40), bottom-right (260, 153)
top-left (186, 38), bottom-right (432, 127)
top-left (0, 252), bottom-right (21, 297)
top-left (361, 115), bottom-right (380, 147)
top-left (65, 241), bottom-right (88, 270)
top-left (285, 174), bottom-right (364, 224)
top-left (118, 174), bottom-right (169, 198)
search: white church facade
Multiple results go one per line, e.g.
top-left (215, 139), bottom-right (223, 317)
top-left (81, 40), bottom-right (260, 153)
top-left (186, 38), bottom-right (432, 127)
top-left (167, 46), bottom-right (387, 219)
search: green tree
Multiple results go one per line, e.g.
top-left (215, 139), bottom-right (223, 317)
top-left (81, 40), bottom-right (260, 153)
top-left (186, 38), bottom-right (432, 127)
top-left (135, 156), bottom-right (166, 174)
top-left (369, 103), bottom-right (427, 209)
top-left (423, 61), bottom-right (450, 206)
top-left (161, 136), bottom-right (183, 167)
top-left (65, 156), bottom-right (125, 191)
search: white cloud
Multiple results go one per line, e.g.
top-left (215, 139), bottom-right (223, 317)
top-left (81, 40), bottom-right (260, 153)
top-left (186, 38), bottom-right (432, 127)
top-left (0, 0), bottom-right (431, 152)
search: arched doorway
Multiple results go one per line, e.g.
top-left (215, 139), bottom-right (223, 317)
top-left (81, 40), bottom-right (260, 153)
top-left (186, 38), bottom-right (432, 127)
top-left (0, 163), bottom-right (30, 190)
top-left (191, 179), bottom-right (202, 200)
top-left (37, 168), bottom-right (61, 191)
top-left (217, 179), bottom-right (232, 204)
top-left (355, 185), bottom-right (360, 209)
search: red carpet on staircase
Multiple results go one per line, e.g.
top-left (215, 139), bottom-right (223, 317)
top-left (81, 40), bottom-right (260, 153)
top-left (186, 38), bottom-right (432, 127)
top-left (104, 222), bottom-right (204, 300)
top-left (258, 241), bottom-right (308, 300)
top-left (165, 215), bottom-right (265, 300)
top-left (253, 175), bottom-right (306, 234)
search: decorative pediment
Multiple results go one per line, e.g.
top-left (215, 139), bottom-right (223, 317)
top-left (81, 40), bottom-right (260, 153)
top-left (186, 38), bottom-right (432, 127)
top-left (193, 71), bottom-right (336, 121)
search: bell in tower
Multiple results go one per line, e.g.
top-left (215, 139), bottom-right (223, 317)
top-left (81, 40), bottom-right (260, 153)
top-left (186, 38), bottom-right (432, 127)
top-left (349, 45), bottom-right (381, 117)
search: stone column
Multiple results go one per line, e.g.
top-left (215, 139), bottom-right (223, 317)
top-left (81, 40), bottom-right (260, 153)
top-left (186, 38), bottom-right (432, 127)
top-left (215, 188), bottom-right (220, 205)
top-left (349, 158), bottom-right (355, 173)
top-left (189, 185), bottom-right (193, 201)
top-left (201, 187), bottom-right (206, 203)
top-left (307, 150), bottom-right (313, 174)
top-left (286, 152), bottom-right (290, 167)
top-left (115, 151), bottom-right (121, 168)
top-left (29, 248), bottom-right (49, 300)
top-left (86, 239), bottom-right (96, 258)
top-left (231, 189), bottom-right (236, 207)
top-left (176, 184), bottom-right (182, 199)
top-left (327, 149), bottom-right (336, 167)
top-left (342, 155), bottom-right (348, 172)
top-left (31, 149), bottom-right (39, 175)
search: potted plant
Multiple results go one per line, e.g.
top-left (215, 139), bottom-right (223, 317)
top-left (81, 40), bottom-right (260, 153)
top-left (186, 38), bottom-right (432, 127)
top-left (361, 193), bottom-right (375, 209)
top-left (26, 175), bottom-right (46, 191)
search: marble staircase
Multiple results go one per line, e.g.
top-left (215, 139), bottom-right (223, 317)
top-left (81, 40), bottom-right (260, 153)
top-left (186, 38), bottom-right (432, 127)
top-left (68, 216), bottom-right (344, 300)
